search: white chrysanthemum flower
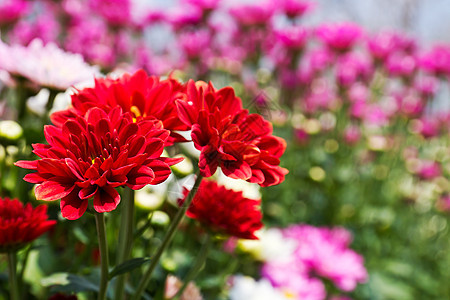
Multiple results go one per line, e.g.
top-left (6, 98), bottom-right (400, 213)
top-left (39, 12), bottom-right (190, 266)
top-left (238, 228), bottom-right (297, 262)
top-left (0, 39), bottom-right (100, 91)
top-left (229, 276), bottom-right (290, 300)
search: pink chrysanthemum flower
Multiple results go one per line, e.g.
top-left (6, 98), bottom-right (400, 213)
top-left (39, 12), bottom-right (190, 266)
top-left (316, 22), bottom-right (363, 53)
top-left (262, 225), bottom-right (368, 299)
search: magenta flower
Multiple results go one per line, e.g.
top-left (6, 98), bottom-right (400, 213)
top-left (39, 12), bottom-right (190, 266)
top-left (88, 0), bottom-right (132, 26)
top-left (302, 78), bottom-right (337, 113)
top-left (386, 53), bottom-right (417, 78)
top-left (274, 25), bottom-right (309, 50)
top-left (336, 53), bottom-right (373, 87)
top-left (10, 8), bottom-right (61, 46)
top-left (343, 125), bottom-right (361, 145)
top-left (178, 29), bottom-right (212, 59)
top-left (420, 45), bottom-right (450, 77)
top-left (367, 31), bottom-right (401, 62)
top-left (393, 90), bottom-right (424, 118)
top-left (307, 48), bottom-right (333, 73)
top-left (167, 6), bottom-right (203, 30)
top-left (414, 76), bottom-right (439, 98)
top-left (280, 0), bottom-right (314, 18)
top-left (65, 19), bottom-right (116, 67)
top-left (294, 128), bottom-right (310, 145)
top-left (262, 225), bottom-right (367, 299)
top-left (436, 195), bottom-right (450, 212)
top-left (263, 259), bottom-right (327, 300)
top-left (182, 0), bottom-right (220, 12)
top-left (316, 22), bottom-right (363, 53)
top-left (0, 0), bottom-right (28, 25)
top-left (417, 160), bottom-right (442, 180)
top-left (229, 2), bottom-right (275, 27)
top-left (412, 117), bottom-right (440, 139)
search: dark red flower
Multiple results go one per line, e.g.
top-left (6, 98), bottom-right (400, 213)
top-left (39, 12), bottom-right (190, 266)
top-left (48, 293), bottom-right (78, 300)
top-left (179, 180), bottom-right (263, 239)
top-left (0, 197), bottom-right (56, 252)
top-left (16, 107), bottom-right (182, 220)
top-left (51, 69), bottom-right (190, 145)
top-left (176, 81), bottom-right (288, 187)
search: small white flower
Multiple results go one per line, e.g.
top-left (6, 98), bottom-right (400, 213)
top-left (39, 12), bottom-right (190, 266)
top-left (229, 276), bottom-right (289, 300)
top-left (26, 88), bottom-right (50, 116)
top-left (238, 228), bottom-right (297, 262)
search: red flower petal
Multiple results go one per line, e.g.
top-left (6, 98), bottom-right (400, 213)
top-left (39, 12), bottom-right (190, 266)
top-left (145, 160), bottom-right (172, 185)
top-left (78, 186), bottom-right (98, 200)
top-left (61, 193), bottom-right (88, 220)
top-left (14, 160), bottom-right (38, 170)
top-left (180, 180), bottom-right (263, 239)
top-left (35, 181), bottom-right (75, 201)
top-left (221, 161), bottom-right (252, 180)
top-left (93, 186), bottom-right (120, 213)
top-left (0, 197), bottom-right (56, 251)
top-left (126, 165), bottom-right (156, 189)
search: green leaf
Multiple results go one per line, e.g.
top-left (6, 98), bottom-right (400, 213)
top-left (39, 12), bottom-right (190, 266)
top-left (41, 273), bottom-right (99, 293)
top-left (109, 257), bottom-right (151, 280)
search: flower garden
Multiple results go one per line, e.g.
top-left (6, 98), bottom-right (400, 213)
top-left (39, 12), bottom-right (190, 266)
top-left (1, 0), bottom-right (450, 299)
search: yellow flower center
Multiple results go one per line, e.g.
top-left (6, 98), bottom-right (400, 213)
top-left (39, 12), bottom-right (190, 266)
top-left (130, 105), bottom-right (142, 122)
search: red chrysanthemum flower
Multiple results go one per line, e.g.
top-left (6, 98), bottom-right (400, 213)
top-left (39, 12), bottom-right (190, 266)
top-left (51, 69), bottom-right (190, 145)
top-left (176, 81), bottom-right (288, 187)
top-left (0, 197), bottom-right (56, 252)
top-left (16, 107), bottom-right (182, 220)
top-left (179, 180), bottom-right (263, 239)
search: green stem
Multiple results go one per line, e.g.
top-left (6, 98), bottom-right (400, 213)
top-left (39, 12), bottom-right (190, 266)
top-left (7, 251), bottom-right (19, 300)
top-left (132, 173), bottom-right (204, 300)
top-left (15, 79), bottom-right (31, 121)
top-left (114, 188), bottom-right (135, 300)
top-left (95, 213), bottom-right (110, 300)
top-left (43, 89), bottom-right (59, 125)
top-left (0, 152), bottom-right (5, 197)
top-left (18, 245), bottom-right (32, 291)
top-left (134, 212), bottom-right (154, 239)
top-left (173, 233), bottom-right (212, 300)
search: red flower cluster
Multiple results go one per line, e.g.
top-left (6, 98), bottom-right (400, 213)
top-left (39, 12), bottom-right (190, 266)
top-left (176, 81), bottom-right (288, 187)
top-left (0, 197), bottom-right (56, 252)
top-left (51, 69), bottom-right (189, 145)
top-left (179, 180), bottom-right (263, 239)
top-left (16, 107), bottom-right (181, 220)
top-left (16, 70), bottom-right (287, 220)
